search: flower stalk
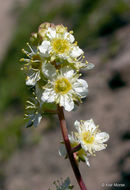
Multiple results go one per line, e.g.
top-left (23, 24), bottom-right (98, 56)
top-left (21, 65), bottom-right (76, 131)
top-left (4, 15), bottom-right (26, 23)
top-left (21, 22), bottom-right (109, 190)
top-left (71, 144), bottom-right (82, 153)
top-left (57, 105), bottom-right (87, 190)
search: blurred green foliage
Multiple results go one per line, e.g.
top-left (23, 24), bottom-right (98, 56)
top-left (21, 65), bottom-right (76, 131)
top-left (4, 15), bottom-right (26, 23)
top-left (0, 116), bottom-right (23, 161)
top-left (0, 0), bottom-right (129, 162)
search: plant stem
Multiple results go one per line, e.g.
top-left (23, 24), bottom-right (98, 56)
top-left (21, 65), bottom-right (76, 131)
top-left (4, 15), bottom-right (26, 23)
top-left (71, 144), bottom-right (82, 153)
top-left (57, 105), bottom-right (87, 190)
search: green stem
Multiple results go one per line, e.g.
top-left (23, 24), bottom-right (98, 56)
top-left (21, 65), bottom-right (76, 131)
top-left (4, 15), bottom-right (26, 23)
top-left (57, 105), bottom-right (87, 190)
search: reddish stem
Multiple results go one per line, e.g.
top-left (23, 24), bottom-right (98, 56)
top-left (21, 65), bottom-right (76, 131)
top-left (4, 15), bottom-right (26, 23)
top-left (71, 144), bottom-right (82, 153)
top-left (57, 105), bottom-right (87, 190)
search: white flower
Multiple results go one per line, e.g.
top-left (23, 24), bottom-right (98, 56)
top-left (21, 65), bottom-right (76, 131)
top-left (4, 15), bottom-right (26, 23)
top-left (38, 25), bottom-right (84, 63)
top-left (69, 133), bottom-right (90, 166)
top-left (21, 43), bottom-right (43, 86)
top-left (26, 70), bottom-right (40, 86)
top-left (74, 119), bottom-right (109, 155)
top-left (59, 132), bottom-right (90, 166)
top-left (41, 64), bottom-right (88, 111)
top-left (24, 100), bottom-right (42, 128)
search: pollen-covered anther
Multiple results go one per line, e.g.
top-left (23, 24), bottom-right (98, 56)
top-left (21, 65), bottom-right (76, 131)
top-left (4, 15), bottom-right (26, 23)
top-left (20, 58), bottom-right (25, 62)
top-left (52, 38), bottom-right (70, 54)
top-left (69, 30), bottom-right (73, 34)
top-left (55, 78), bottom-right (72, 94)
top-left (82, 131), bottom-right (95, 144)
top-left (22, 49), bottom-right (27, 54)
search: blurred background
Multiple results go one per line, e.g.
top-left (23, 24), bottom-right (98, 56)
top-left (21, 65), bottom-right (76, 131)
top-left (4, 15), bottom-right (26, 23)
top-left (0, 0), bottom-right (130, 189)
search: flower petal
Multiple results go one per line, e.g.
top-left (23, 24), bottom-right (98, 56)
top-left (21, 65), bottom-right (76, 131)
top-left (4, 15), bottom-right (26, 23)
top-left (84, 119), bottom-right (96, 132)
top-left (73, 79), bottom-right (88, 98)
top-left (59, 95), bottom-right (65, 107)
top-left (33, 113), bottom-right (42, 128)
top-left (83, 62), bottom-right (95, 70)
top-left (59, 144), bottom-right (67, 158)
top-left (46, 27), bottom-right (56, 39)
top-left (74, 120), bottom-right (83, 134)
top-left (42, 63), bottom-right (56, 79)
top-left (61, 67), bottom-right (74, 78)
top-left (35, 84), bottom-right (43, 101)
top-left (26, 72), bottom-right (40, 86)
top-left (64, 32), bottom-right (75, 43)
top-left (41, 89), bottom-right (55, 102)
top-left (38, 40), bottom-right (50, 55)
top-left (71, 46), bottom-right (83, 58)
top-left (93, 143), bottom-right (107, 151)
top-left (84, 156), bottom-right (90, 167)
top-left (95, 132), bottom-right (109, 143)
top-left (64, 95), bottom-right (74, 111)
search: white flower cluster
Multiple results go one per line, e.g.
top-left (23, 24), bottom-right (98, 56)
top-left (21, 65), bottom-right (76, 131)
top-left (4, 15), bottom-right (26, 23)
top-left (21, 23), bottom-right (94, 127)
top-left (60, 119), bottom-right (109, 166)
top-left (21, 22), bottom-right (109, 168)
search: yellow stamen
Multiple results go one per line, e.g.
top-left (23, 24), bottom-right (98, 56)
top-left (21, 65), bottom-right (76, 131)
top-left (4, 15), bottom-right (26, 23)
top-left (55, 78), bottom-right (72, 94)
top-left (31, 54), bottom-right (42, 69)
top-left (82, 131), bottom-right (94, 144)
top-left (52, 38), bottom-right (70, 54)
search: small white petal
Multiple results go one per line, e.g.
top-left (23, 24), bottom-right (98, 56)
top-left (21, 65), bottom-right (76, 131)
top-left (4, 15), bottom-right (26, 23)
top-left (71, 46), bottom-right (83, 58)
top-left (38, 40), bottom-right (50, 55)
top-left (95, 132), bottom-right (109, 143)
top-left (64, 95), bottom-right (74, 111)
top-left (33, 114), bottom-right (42, 128)
top-left (42, 63), bottom-right (56, 79)
top-left (93, 143), bottom-right (107, 151)
top-left (59, 95), bottom-right (65, 107)
top-left (59, 144), bottom-right (67, 158)
top-left (64, 32), bottom-right (75, 43)
top-left (84, 119), bottom-right (96, 132)
top-left (35, 84), bottom-right (43, 101)
top-left (84, 156), bottom-right (90, 167)
top-left (41, 89), bottom-right (55, 102)
top-left (61, 67), bottom-right (74, 78)
top-left (68, 134), bottom-right (74, 143)
top-left (80, 143), bottom-right (88, 152)
top-left (46, 27), bottom-right (56, 39)
top-left (73, 79), bottom-right (88, 98)
top-left (26, 72), bottom-right (40, 86)
top-left (74, 120), bottom-right (81, 129)
top-left (83, 63), bottom-right (95, 70)
top-left (69, 33), bottom-right (75, 43)
top-left (41, 90), bottom-right (49, 102)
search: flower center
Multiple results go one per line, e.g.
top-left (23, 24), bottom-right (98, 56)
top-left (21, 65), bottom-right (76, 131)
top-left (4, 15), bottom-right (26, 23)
top-left (55, 78), bottom-right (72, 94)
top-left (31, 54), bottom-right (42, 70)
top-left (82, 131), bottom-right (94, 144)
top-left (52, 38), bottom-right (70, 54)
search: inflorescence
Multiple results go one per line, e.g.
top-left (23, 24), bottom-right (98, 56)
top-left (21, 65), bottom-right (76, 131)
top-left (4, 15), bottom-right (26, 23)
top-left (21, 22), bottom-right (109, 168)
